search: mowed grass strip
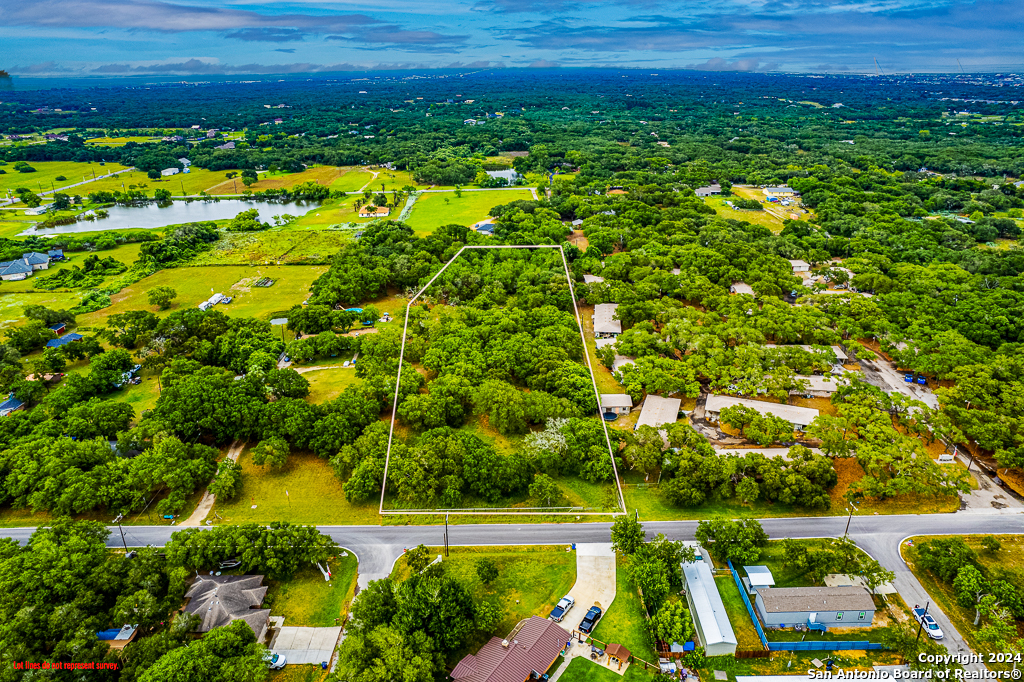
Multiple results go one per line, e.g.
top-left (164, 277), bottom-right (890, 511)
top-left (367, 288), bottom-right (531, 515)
top-left (715, 575), bottom-right (765, 650)
top-left (391, 545), bottom-right (577, 644)
top-left (329, 170), bottom-right (374, 193)
top-left (303, 368), bottom-right (361, 404)
top-left (210, 448), bottom-right (381, 526)
top-left (554, 657), bottom-right (656, 681)
top-left (266, 551), bottom-right (359, 627)
top-left (403, 189), bottom-right (535, 235)
top-left (589, 554), bottom-right (658, 661)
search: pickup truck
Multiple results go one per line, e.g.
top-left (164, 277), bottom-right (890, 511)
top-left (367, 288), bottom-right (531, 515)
top-left (579, 606), bottom-right (602, 634)
top-left (913, 607), bottom-right (943, 640)
top-left (548, 595), bottom-right (575, 622)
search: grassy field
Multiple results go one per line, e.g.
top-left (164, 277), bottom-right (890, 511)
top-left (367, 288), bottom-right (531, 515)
top-left (715, 575), bottom-right (765, 650)
top-left (266, 551), bottom-right (358, 627)
top-left (77, 264), bottom-right (326, 326)
top-left (191, 229), bottom-right (351, 265)
top-left (209, 166), bottom-right (354, 195)
top-left (590, 554), bottom-right (658, 661)
top-left (706, 195), bottom-right (787, 233)
top-left (0, 290), bottom-right (84, 329)
top-left (268, 665), bottom-right (330, 682)
top-left (329, 170), bottom-right (375, 192)
top-left (578, 305), bottom-right (625, 395)
top-left (0, 161), bottom-right (132, 195)
top-left (85, 136), bottom-right (161, 146)
top-left (303, 368), bottom-right (361, 404)
top-left (403, 190), bottom-right (534, 235)
top-left (391, 545), bottom-right (576, 652)
top-left (209, 448), bottom-right (380, 526)
top-left (372, 170), bottom-right (428, 192)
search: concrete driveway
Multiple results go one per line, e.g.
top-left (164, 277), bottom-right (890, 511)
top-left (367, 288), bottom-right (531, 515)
top-left (269, 626), bottom-right (343, 665)
top-left (564, 543), bottom-right (616, 633)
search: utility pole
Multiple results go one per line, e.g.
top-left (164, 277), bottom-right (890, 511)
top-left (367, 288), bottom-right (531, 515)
top-left (915, 601), bottom-right (930, 642)
top-left (444, 513), bottom-right (449, 557)
top-left (112, 514), bottom-right (128, 552)
top-left (843, 505), bottom-right (856, 538)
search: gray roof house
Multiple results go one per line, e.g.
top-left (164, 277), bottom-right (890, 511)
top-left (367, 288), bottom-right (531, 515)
top-left (23, 252), bottom-right (51, 270)
top-left (695, 184), bottom-right (722, 197)
top-left (636, 395), bottom-right (681, 430)
top-left (0, 258), bottom-right (33, 281)
top-left (705, 395), bottom-right (819, 431)
top-left (183, 574), bottom-right (271, 642)
top-left (601, 394), bottom-right (633, 415)
top-left (753, 586), bottom-right (876, 629)
top-left (484, 169), bottom-right (522, 184)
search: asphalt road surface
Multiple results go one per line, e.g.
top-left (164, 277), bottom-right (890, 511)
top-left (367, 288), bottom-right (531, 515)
top-left (3, 510), bottom-right (1021, 670)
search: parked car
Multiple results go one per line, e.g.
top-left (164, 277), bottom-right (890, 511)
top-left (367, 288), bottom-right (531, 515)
top-left (917, 375), bottom-right (927, 385)
top-left (548, 595), bottom-right (575, 622)
top-left (578, 606), bottom-right (602, 634)
top-left (913, 607), bottom-right (943, 640)
top-left (264, 652), bottom-right (287, 670)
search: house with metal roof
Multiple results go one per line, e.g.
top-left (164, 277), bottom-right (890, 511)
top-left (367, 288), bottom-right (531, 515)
top-left (183, 574), bottom-right (271, 641)
top-left (601, 394), bottom-right (633, 415)
top-left (635, 395), bottom-right (681, 431)
top-left (730, 282), bottom-right (755, 295)
top-left (705, 395), bottom-right (819, 431)
top-left (583, 274), bottom-right (605, 284)
top-left (0, 258), bottom-right (33, 281)
top-left (763, 186), bottom-right (799, 198)
top-left (695, 184), bottom-right (722, 197)
top-left (763, 344), bottom-right (849, 362)
top-left (787, 259), bottom-right (811, 273)
top-left (485, 169), bottom-right (523, 185)
top-left (45, 332), bottom-right (83, 349)
top-left (592, 303), bottom-right (621, 337)
top-left (682, 558), bottom-right (738, 656)
top-left (48, 322), bottom-right (66, 336)
top-left (0, 395), bottom-right (25, 417)
top-left (451, 616), bottom-right (569, 682)
top-left (47, 248), bottom-right (65, 260)
top-left (753, 586), bottom-right (875, 629)
top-left (791, 375), bottom-right (848, 398)
top-left (22, 252), bottom-right (51, 270)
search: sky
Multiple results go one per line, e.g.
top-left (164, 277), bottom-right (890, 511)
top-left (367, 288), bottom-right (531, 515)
top-left (1, 0), bottom-right (1022, 76)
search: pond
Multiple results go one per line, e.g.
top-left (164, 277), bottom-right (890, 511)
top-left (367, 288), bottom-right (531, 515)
top-left (20, 200), bottom-right (311, 235)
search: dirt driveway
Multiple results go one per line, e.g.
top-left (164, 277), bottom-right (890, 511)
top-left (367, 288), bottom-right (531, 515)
top-left (563, 543), bottom-right (616, 633)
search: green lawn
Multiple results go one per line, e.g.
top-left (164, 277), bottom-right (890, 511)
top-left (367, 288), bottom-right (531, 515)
top-left (0, 290), bottom-right (85, 330)
top-left (85, 136), bottom-right (161, 146)
top-left (78, 264), bottom-right (327, 327)
top-left (266, 551), bottom-right (358, 627)
top-left (209, 448), bottom-right (381, 526)
top-left (553, 656), bottom-right (657, 681)
top-left (590, 554), bottom-right (658, 661)
top-left (190, 229), bottom-right (351, 264)
top-left (0, 161), bottom-right (132, 195)
top-left (391, 545), bottom-right (576, 653)
top-left (403, 190), bottom-right (534, 235)
top-left (268, 666), bottom-right (329, 682)
top-left (303, 368), bottom-right (361, 404)
top-left (330, 171), bottom-right (374, 192)
top-left (706, 195), bottom-right (786, 233)
top-left (714, 575), bottom-right (764, 651)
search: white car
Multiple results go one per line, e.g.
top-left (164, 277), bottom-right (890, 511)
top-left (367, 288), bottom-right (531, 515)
top-left (914, 608), bottom-right (943, 640)
top-left (265, 652), bottom-right (287, 670)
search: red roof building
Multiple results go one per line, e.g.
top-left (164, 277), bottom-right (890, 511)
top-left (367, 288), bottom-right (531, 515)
top-left (451, 616), bottom-right (570, 682)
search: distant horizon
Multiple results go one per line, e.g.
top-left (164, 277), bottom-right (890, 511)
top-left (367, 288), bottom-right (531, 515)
top-left (2, 0), bottom-right (1022, 81)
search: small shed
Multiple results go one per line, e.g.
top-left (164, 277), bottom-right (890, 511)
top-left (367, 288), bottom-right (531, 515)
top-left (48, 322), bottom-right (66, 336)
top-left (742, 565), bottom-right (776, 594)
top-left (787, 259), bottom-right (811, 273)
top-left (730, 282), bottom-right (754, 295)
top-left (606, 642), bottom-right (631, 670)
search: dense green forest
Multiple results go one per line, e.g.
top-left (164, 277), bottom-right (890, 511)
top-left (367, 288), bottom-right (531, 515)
top-left (0, 70), bottom-right (1022, 678)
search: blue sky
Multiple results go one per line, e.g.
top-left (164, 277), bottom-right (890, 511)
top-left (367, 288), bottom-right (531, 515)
top-left (1, 0), bottom-right (1022, 75)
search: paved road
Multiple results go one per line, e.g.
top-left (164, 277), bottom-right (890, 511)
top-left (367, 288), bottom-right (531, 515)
top-left (3, 511), bottom-right (1020, 668)
top-left (0, 168), bottom-right (135, 206)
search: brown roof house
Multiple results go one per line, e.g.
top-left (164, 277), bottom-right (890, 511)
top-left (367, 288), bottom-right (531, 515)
top-left (358, 205), bottom-right (391, 218)
top-left (451, 616), bottom-right (570, 682)
top-left (183, 575), bottom-right (271, 642)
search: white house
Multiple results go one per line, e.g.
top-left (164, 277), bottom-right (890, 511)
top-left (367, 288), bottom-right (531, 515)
top-left (695, 184), bottom-right (722, 197)
top-left (705, 394), bottom-right (820, 431)
top-left (763, 186), bottom-right (798, 198)
top-left (485, 169), bottom-right (522, 185)
top-left (359, 206), bottom-right (391, 218)
top-left (601, 394), bottom-right (633, 415)
top-left (753, 586), bottom-right (876, 629)
top-left (161, 167), bottom-right (180, 176)
top-left (730, 282), bottom-right (755, 295)
top-left (787, 259), bottom-right (811, 273)
top-left (636, 395), bottom-right (681, 431)
top-left (583, 274), bottom-right (605, 284)
top-left (592, 303), bottom-right (621, 337)
top-left (682, 557), bottom-right (738, 656)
